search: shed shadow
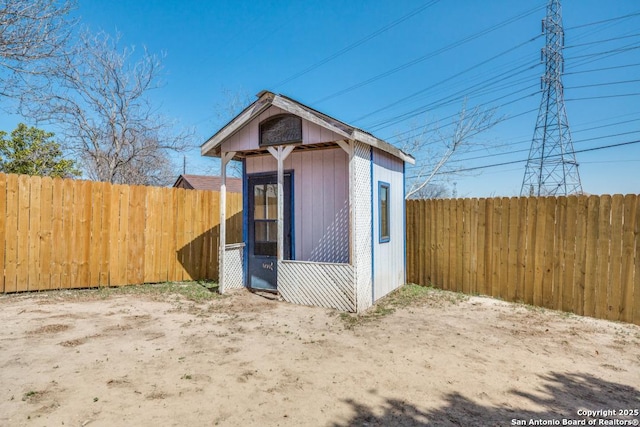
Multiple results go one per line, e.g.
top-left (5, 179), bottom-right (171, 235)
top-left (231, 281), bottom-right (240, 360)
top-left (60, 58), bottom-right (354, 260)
top-left (177, 211), bottom-right (243, 281)
top-left (331, 372), bottom-right (639, 427)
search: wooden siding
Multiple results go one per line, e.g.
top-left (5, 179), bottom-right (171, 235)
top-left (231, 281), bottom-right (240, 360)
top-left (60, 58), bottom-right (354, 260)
top-left (223, 105), bottom-right (345, 153)
top-left (246, 148), bottom-right (349, 263)
top-left (372, 148), bottom-right (405, 301)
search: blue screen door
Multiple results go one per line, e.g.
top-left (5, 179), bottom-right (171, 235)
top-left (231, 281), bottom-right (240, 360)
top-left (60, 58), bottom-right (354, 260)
top-left (247, 173), bottom-right (292, 291)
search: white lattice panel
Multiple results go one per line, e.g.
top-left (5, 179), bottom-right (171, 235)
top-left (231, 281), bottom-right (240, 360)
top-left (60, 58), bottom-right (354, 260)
top-left (278, 261), bottom-right (355, 312)
top-left (353, 142), bottom-right (373, 312)
top-left (223, 243), bottom-right (246, 290)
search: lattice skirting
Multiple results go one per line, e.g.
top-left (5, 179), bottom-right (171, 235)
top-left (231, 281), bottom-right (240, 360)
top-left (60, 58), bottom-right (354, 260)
top-left (223, 243), bottom-right (246, 290)
top-left (278, 261), bottom-right (355, 312)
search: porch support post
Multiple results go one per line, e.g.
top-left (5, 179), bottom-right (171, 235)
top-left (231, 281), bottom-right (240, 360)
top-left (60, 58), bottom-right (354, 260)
top-left (219, 151), bottom-right (235, 294)
top-left (336, 140), bottom-right (355, 265)
top-left (267, 146), bottom-right (294, 262)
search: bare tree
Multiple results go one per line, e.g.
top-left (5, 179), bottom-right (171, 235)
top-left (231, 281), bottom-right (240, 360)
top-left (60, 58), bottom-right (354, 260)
top-left (406, 182), bottom-right (450, 200)
top-left (22, 30), bottom-right (193, 186)
top-left (404, 101), bottom-right (500, 199)
top-left (204, 87), bottom-right (251, 178)
top-left (211, 87), bottom-right (251, 128)
top-left (0, 0), bottom-right (74, 100)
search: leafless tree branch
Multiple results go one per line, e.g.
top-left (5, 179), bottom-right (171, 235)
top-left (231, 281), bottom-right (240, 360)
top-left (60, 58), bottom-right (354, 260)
top-left (21, 30), bottom-right (194, 186)
top-left (405, 100), bottom-right (500, 199)
top-left (0, 0), bottom-right (75, 102)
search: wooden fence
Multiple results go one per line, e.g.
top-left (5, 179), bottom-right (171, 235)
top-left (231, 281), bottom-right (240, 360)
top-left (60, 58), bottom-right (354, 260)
top-left (406, 195), bottom-right (640, 325)
top-left (0, 173), bottom-right (243, 293)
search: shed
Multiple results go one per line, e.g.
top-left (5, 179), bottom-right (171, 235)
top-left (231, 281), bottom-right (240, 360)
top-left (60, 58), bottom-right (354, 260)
top-left (201, 91), bottom-right (415, 312)
top-left (173, 174), bottom-right (243, 193)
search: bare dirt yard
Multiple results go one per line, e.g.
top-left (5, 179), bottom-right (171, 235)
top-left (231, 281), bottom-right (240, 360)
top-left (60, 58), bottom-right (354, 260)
top-left (1, 283), bottom-right (639, 427)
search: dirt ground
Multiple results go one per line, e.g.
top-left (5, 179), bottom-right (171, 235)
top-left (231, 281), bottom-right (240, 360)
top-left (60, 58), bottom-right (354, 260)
top-left (1, 284), bottom-right (639, 427)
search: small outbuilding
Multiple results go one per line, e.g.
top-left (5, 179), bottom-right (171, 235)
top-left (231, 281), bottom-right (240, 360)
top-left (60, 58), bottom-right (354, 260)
top-left (173, 174), bottom-right (243, 193)
top-left (201, 91), bottom-right (415, 312)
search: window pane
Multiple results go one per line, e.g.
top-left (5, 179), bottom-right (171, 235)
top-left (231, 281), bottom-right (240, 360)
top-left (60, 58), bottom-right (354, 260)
top-left (380, 184), bottom-right (390, 241)
top-left (254, 185), bottom-right (265, 219)
top-left (255, 221), bottom-right (267, 241)
top-left (255, 220), bottom-right (277, 243)
top-left (266, 184), bottom-right (277, 219)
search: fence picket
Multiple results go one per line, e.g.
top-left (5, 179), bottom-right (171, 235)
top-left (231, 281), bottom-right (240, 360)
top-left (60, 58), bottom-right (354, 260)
top-left (573, 196), bottom-right (588, 316)
top-left (442, 199), bottom-right (451, 290)
top-left (490, 197), bottom-right (501, 297)
top-left (0, 174), bottom-right (6, 292)
top-left (89, 182), bottom-right (102, 287)
top-left (498, 197), bottom-right (510, 299)
top-left (16, 175), bottom-right (31, 292)
top-left (562, 196), bottom-right (578, 313)
top-left (462, 198), bottom-right (472, 294)
top-left (620, 195), bottom-right (636, 323)
top-left (608, 195), bottom-right (624, 321)
top-left (99, 183), bottom-right (111, 286)
top-left (542, 197), bottom-right (556, 309)
top-left (476, 198), bottom-right (486, 296)
top-left (39, 177), bottom-right (53, 290)
top-left (127, 185), bottom-right (145, 284)
top-left (468, 199), bottom-right (479, 295)
top-left (50, 178), bottom-right (63, 289)
top-left (553, 197), bottom-right (567, 311)
top-left (506, 197), bottom-right (519, 302)
top-left (633, 196), bottom-right (640, 326)
top-left (27, 176), bottom-right (41, 291)
top-left (595, 195), bottom-right (612, 319)
top-left (4, 174), bottom-right (18, 293)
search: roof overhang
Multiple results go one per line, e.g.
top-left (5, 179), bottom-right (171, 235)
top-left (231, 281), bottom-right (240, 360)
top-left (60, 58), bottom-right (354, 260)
top-left (201, 91), bottom-right (415, 165)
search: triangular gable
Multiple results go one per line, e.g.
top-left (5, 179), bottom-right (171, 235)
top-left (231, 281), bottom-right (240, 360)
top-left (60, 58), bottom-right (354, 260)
top-left (201, 91), bottom-right (415, 164)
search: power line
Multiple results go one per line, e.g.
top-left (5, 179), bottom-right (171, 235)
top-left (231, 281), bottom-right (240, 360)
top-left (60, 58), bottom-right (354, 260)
top-left (439, 128), bottom-right (640, 165)
top-left (272, 0), bottom-right (441, 88)
top-left (310, 3), bottom-right (546, 105)
top-left (564, 62), bottom-right (640, 75)
top-left (564, 32), bottom-right (640, 49)
top-left (418, 112), bottom-right (640, 162)
top-left (377, 85), bottom-right (541, 137)
top-left (566, 93), bottom-right (640, 101)
top-left (565, 78), bottom-right (640, 90)
top-left (350, 35), bottom-right (542, 124)
top-left (565, 10), bottom-right (640, 30)
top-left (377, 10), bottom-right (640, 138)
top-left (408, 139), bottom-right (640, 178)
top-left (368, 61), bottom-right (541, 132)
top-left (565, 44), bottom-right (640, 61)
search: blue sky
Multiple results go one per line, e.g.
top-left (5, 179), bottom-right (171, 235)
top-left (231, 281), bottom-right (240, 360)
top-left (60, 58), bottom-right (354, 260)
top-left (5, 1), bottom-right (640, 196)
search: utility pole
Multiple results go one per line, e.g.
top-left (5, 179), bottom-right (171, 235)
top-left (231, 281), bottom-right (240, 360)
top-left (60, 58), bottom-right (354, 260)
top-left (521, 0), bottom-right (582, 197)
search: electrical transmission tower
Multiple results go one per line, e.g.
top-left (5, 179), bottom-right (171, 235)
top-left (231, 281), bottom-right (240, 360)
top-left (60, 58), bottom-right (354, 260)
top-left (521, 0), bottom-right (582, 196)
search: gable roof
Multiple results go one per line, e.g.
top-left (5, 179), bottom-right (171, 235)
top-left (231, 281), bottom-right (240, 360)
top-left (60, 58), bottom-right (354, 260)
top-left (173, 174), bottom-right (243, 193)
top-left (201, 91), bottom-right (415, 164)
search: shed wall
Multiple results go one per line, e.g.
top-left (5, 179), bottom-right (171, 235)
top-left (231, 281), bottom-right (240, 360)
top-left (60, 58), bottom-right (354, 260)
top-left (372, 148), bottom-right (406, 301)
top-left (223, 106), bottom-right (345, 153)
top-left (245, 148), bottom-right (349, 263)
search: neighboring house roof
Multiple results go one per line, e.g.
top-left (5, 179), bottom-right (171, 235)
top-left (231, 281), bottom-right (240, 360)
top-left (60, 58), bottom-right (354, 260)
top-left (173, 174), bottom-right (243, 193)
top-left (201, 90), bottom-right (415, 164)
